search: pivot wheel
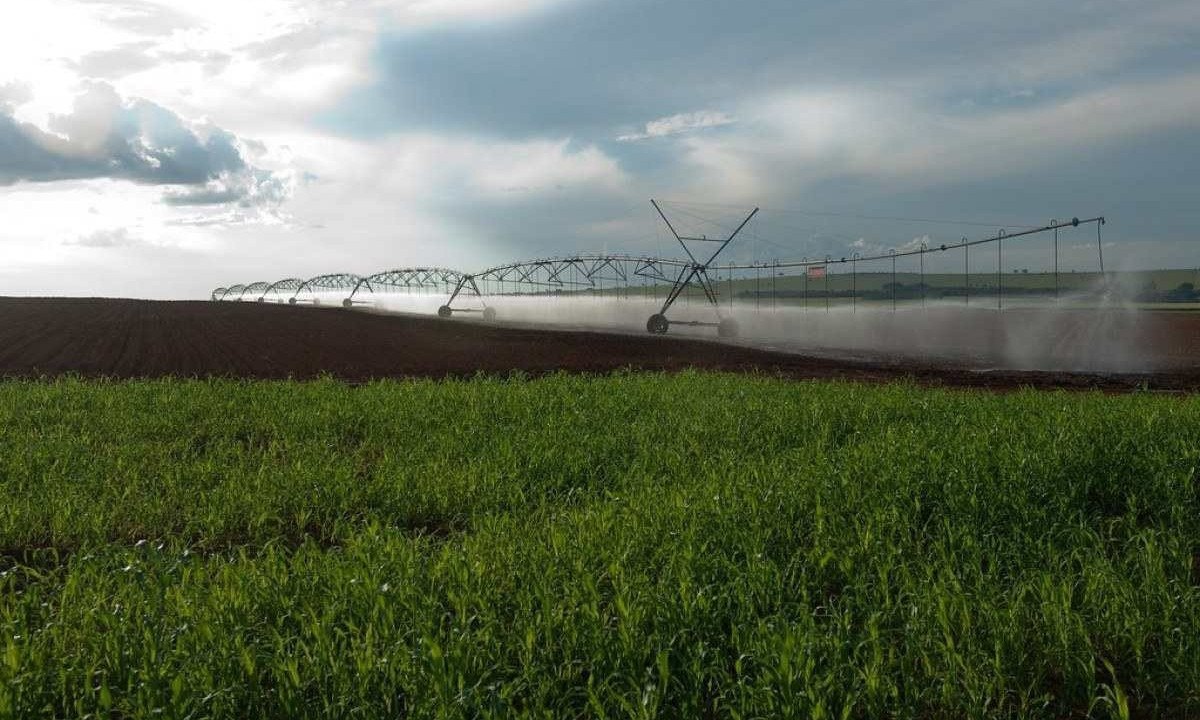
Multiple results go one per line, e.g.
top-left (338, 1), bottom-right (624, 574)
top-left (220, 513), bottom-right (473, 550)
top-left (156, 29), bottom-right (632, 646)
top-left (646, 313), bottom-right (669, 334)
top-left (482, 307), bottom-right (497, 322)
top-left (717, 317), bottom-right (739, 338)
top-left (437, 305), bottom-right (453, 318)
top-left (342, 298), bottom-right (353, 308)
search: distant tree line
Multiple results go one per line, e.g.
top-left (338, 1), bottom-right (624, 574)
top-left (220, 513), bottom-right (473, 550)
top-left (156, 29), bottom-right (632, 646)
top-left (741, 282), bottom-right (1070, 301)
top-left (741, 281), bottom-right (1200, 303)
top-left (1133, 282), bottom-right (1200, 303)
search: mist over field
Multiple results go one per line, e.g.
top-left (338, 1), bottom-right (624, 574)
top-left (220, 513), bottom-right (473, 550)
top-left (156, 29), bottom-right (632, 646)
top-left (345, 291), bottom-right (1163, 374)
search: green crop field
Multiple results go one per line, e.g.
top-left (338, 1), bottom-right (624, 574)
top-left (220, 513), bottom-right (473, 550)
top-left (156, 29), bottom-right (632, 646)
top-left (2, 374), bottom-right (1199, 718)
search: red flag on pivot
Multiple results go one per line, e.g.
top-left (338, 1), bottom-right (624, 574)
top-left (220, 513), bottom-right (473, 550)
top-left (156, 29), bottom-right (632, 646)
top-left (807, 266), bottom-right (826, 279)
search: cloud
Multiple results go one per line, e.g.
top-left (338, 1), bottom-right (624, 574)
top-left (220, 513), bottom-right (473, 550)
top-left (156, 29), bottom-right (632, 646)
top-left (0, 82), bottom-right (33, 112)
top-left (247, 129), bottom-right (640, 266)
top-left (464, 139), bottom-right (625, 196)
top-left (317, 132), bottom-right (627, 201)
top-left (617, 110), bottom-right (735, 142)
top-left (846, 74), bottom-right (1200, 184)
top-left (74, 42), bottom-right (231, 80)
top-left (336, 0), bottom-right (1173, 139)
top-left (162, 168), bottom-right (295, 207)
top-left (381, 0), bottom-right (576, 27)
top-left (72, 41), bottom-right (160, 78)
top-left (0, 82), bottom-right (295, 213)
top-left (74, 0), bottom-right (198, 37)
top-left (65, 226), bottom-right (142, 247)
top-left (1, 82), bottom-right (241, 184)
top-left (324, 0), bottom-right (818, 138)
top-left (672, 71), bottom-right (1200, 206)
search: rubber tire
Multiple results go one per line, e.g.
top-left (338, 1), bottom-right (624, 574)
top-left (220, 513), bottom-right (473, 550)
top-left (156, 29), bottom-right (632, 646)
top-left (646, 314), bottom-right (669, 334)
top-left (342, 298), bottom-right (353, 308)
top-left (288, 297), bottom-right (297, 305)
top-left (482, 307), bottom-right (498, 322)
top-left (717, 317), bottom-right (739, 338)
top-left (437, 305), bottom-right (453, 318)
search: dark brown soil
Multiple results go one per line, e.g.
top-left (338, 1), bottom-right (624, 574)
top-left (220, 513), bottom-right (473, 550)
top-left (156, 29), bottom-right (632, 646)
top-left (0, 297), bottom-right (1197, 391)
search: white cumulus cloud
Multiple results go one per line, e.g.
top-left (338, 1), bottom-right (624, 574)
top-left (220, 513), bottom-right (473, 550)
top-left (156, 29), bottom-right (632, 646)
top-left (618, 110), bottom-right (736, 142)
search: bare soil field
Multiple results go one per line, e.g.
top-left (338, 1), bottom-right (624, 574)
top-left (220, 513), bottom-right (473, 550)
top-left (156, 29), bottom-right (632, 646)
top-left (1, 297), bottom-right (1198, 391)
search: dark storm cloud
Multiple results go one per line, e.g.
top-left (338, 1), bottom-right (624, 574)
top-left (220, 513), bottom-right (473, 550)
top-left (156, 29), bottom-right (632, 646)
top-left (327, 0), bottom-right (859, 138)
top-left (326, 0), bottom-right (1199, 142)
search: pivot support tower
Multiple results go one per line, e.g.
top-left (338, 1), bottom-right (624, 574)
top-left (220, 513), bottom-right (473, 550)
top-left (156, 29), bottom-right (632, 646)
top-left (646, 199), bottom-right (758, 337)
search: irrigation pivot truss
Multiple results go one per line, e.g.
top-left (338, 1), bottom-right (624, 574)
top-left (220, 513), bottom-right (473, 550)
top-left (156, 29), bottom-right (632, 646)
top-left (239, 282), bottom-right (271, 301)
top-left (211, 201), bottom-right (1107, 337)
top-left (261, 278), bottom-right (305, 303)
top-left (346, 268), bottom-right (466, 308)
top-left (288, 274), bottom-right (367, 305)
top-left (437, 253), bottom-right (695, 321)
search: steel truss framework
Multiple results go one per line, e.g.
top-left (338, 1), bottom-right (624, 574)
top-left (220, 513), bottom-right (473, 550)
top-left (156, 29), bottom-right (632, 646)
top-left (239, 282), bottom-right (271, 301)
top-left (345, 268), bottom-right (466, 307)
top-left (438, 254), bottom-right (695, 321)
top-left (261, 278), bottom-right (305, 302)
top-left (213, 278), bottom-right (304, 302)
top-left (288, 273), bottom-right (367, 305)
top-left (210, 203), bottom-right (1107, 337)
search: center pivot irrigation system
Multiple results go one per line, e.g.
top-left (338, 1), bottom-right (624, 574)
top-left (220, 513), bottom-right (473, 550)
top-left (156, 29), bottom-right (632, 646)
top-left (424, 202), bottom-right (761, 336)
top-left (214, 201), bottom-right (1107, 338)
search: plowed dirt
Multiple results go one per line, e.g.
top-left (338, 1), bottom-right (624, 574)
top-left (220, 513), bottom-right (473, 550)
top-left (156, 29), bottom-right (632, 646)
top-left (1, 298), bottom-right (1197, 391)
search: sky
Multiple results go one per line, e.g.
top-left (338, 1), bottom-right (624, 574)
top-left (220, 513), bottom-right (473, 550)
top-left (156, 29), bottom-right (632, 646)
top-left (1, 0), bottom-right (1198, 298)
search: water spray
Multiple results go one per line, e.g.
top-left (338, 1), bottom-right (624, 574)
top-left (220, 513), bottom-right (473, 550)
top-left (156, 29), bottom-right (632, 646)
top-left (210, 205), bottom-right (1111, 361)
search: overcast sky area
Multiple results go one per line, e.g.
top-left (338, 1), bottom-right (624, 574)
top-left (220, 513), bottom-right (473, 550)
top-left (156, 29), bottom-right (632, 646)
top-left (1, 0), bottom-right (1199, 298)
